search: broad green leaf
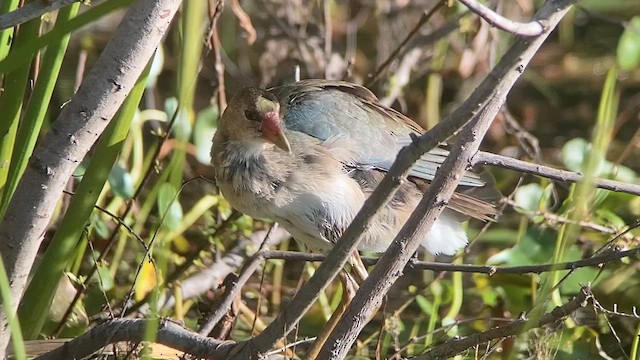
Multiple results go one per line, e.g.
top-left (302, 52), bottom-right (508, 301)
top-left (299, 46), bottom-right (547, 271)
top-left (193, 106), bottom-right (219, 164)
top-left (514, 183), bottom-right (545, 211)
top-left (94, 263), bottom-right (114, 292)
top-left (164, 97), bottom-right (192, 141)
top-left (617, 16), bottom-right (640, 70)
top-left (157, 182), bottom-right (183, 231)
top-left (561, 138), bottom-right (589, 173)
top-left (108, 163), bottom-right (134, 200)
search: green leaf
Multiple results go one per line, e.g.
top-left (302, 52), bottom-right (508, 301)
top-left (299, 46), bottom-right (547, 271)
top-left (561, 138), bottom-right (589, 173)
top-left (91, 214), bottom-right (110, 239)
top-left (514, 183), bottom-right (545, 211)
top-left (488, 229), bottom-right (556, 265)
top-left (164, 97), bottom-right (192, 141)
top-left (617, 16), bottom-right (640, 71)
top-left (146, 46), bottom-right (165, 89)
top-left (157, 183), bottom-right (183, 231)
top-left (108, 163), bottom-right (134, 200)
top-left (94, 263), bottom-right (114, 292)
top-left (415, 294), bottom-right (433, 315)
top-left (193, 105), bottom-right (219, 164)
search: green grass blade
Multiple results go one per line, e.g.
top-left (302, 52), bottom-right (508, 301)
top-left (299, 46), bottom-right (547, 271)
top-left (535, 68), bottom-right (619, 313)
top-left (18, 61), bottom-right (152, 339)
top-left (0, 9), bottom-right (42, 214)
top-left (0, 0), bottom-right (20, 60)
top-left (1, 3), bottom-right (81, 218)
top-left (0, 256), bottom-right (25, 360)
top-left (0, 0), bottom-right (134, 74)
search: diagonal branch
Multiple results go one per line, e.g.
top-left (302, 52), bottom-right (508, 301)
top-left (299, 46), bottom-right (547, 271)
top-left (458, 0), bottom-right (545, 36)
top-left (0, 0), bottom-right (82, 31)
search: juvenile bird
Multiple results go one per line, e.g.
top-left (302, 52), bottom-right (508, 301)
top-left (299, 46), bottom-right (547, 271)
top-left (211, 80), bottom-right (499, 255)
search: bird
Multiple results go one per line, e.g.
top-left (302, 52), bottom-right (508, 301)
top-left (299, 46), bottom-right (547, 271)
top-left (210, 79), bottom-right (500, 256)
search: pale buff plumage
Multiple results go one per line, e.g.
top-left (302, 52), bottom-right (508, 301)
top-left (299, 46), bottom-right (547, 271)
top-left (211, 82), bottom-right (500, 255)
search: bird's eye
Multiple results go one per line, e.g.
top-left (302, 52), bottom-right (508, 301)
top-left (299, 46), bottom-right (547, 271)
top-left (244, 109), bottom-right (260, 122)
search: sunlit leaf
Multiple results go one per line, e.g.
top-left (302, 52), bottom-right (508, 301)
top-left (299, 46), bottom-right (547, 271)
top-left (561, 138), bottom-right (589, 173)
top-left (134, 259), bottom-right (157, 302)
top-left (164, 97), bottom-right (192, 141)
top-left (157, 182), bottom-right (183, 231)
top-left (514, 183), bottom-right (545, 211)
top-left (193, 105), bottom-right (219, 164)
top-left (95, 263), bottom-right (114, 292)
top-left (617, 16), bottom-right (640, 70)
top-left (108, 162), bottom-right (134, 200)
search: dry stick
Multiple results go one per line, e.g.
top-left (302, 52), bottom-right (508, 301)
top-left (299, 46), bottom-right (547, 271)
top-left (458, 0), bottom-right (545, 36)
top-left (0, 0), bottom-right (80, 30)
top-left (207, 0), bottom-right (227, 111)
top-left (0, 0), bottom-right (182, 354)
top-left (473, 151), bottom-right (640, 196)
top-left (315, 1), bottom-right (574, 359)
top-left (260, 246), bottom-right (640, 275)
top-left (365, 1), bottom-right (444, 87)
top-left (197, 224), bottom-right (280, 335)
top-left (34, 319), bottom-right (230, 360)
top-left (415, 286), bottom-right (592, 360)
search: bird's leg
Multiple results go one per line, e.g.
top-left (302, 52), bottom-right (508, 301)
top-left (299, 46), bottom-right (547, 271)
top-left (305, 269), bottom-right (358, 359)
top-left (349, 251), bottom-right (369, 284)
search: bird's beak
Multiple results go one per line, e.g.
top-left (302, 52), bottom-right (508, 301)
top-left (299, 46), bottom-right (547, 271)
top-left (257, 98), bottom-right (291, 153)
top-left (261, 126), bottom-right (292, 153)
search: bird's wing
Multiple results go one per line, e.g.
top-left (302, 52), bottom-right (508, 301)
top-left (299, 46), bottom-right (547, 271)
top-left (269, 79), bottom-right (485, 187)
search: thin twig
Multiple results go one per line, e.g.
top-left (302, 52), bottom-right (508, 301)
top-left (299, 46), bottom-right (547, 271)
top-left (230, 0), bottom-right (256, 45)
top-left (207, 0), bottom-right (227, 111)
top-left (473, 151), bottom-right (640, 197)
top-left (61, 189), bottom-right (149, 252)
top-left (123, 210), bottom-right (243, 316)
top-left (197, 224), bottom-right (280, 335)
top-left (0, 0), bottom-right (81, 30)
top-left (416, 286), bottom-right (592, 360)
top-left (259, 245), bottom-right (639, 275)
top-left (120, 177), bottom-right (202, 318)
top-left (458, 0), bottom-right (545, 36)
top-left (366, 1), bottom-right (444, 87)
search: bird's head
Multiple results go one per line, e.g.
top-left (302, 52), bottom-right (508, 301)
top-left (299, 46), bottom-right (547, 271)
top-left (221, 87), bottom-right (292, 153)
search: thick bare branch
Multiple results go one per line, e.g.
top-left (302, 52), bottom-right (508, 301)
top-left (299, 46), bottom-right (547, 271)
top-left (34, 318), bottom-right (229, 360)
top-left (0, 0), bottom-right (182, 355)
top-left (458, 0), bottom-right (545, 36)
